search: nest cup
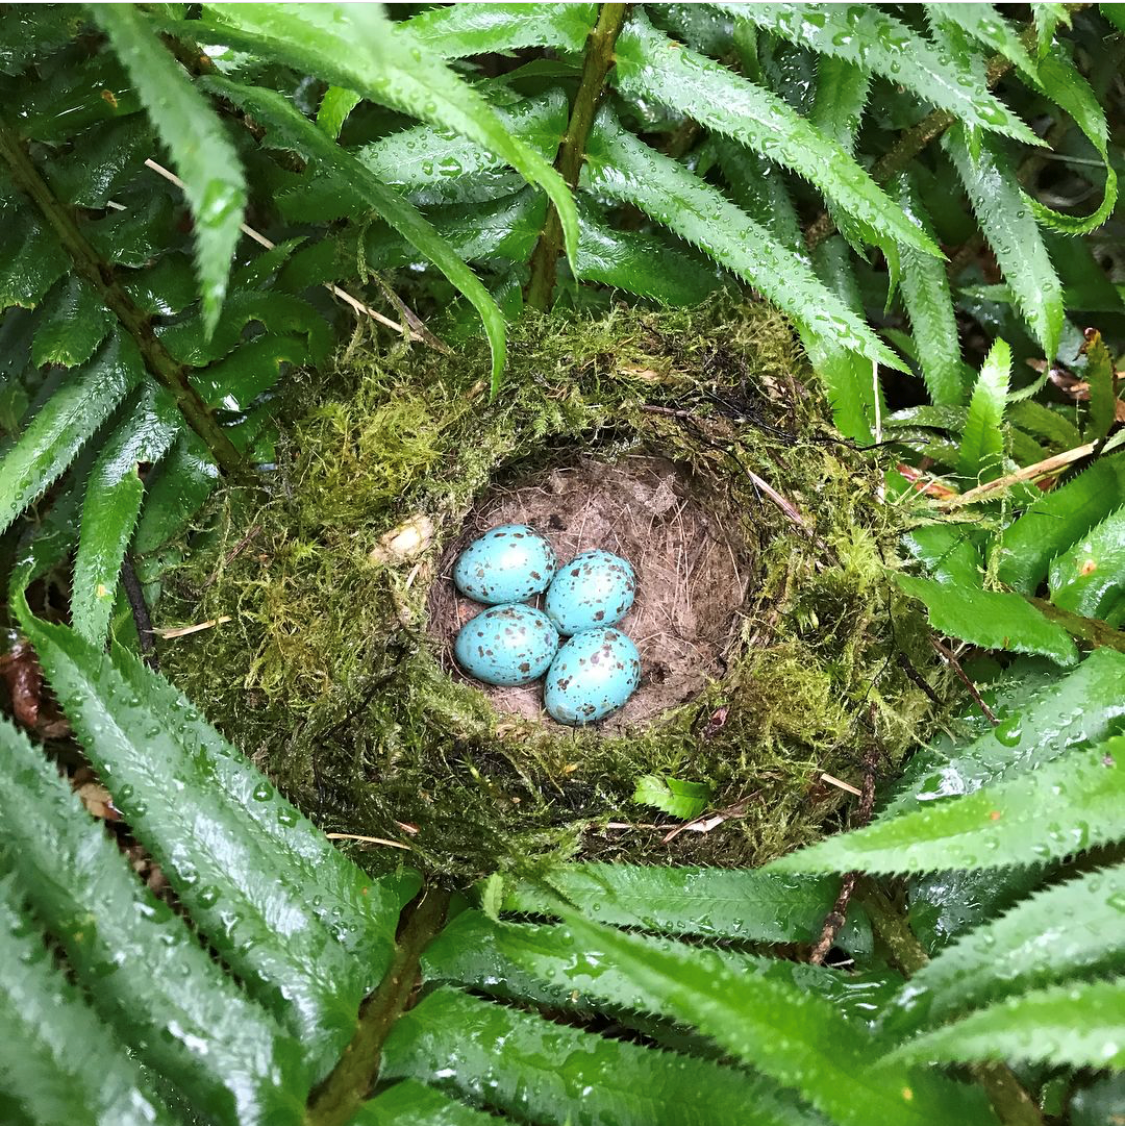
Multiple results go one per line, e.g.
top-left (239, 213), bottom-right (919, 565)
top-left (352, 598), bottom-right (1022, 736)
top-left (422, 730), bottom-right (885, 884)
top-left (159, 298), bottom-right (943, 878)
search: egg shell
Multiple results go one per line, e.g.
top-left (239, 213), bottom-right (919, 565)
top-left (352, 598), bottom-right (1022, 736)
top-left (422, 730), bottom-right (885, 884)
top-left (544, 549), bottom-right (636, 636)
top-left (543, 627), bottom-right (641, 725)
top-left (453, 524), bottom-right (557, 605)
top-left (454, 603), bottom-right (560, 687)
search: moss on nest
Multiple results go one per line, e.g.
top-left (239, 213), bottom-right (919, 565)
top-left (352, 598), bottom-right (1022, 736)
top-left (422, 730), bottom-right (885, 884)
top-left (158, 297), bottom-right (945, 879)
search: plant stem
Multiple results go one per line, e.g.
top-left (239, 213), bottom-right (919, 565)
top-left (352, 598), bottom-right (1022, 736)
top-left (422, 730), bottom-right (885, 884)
top-left (856, 879), bottom-right (1045, 1126)
top-left (307, 887), bottom-right (450, 1126)
top-left (1025, 596), bottom-right (1125, 654)
top-left (0, 116), bottom-right (248, 479)
top-left (526, 2), bottom-right (628, 311)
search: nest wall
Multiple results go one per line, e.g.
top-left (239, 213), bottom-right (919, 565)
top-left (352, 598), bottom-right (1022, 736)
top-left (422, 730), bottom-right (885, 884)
top-left (158, 298), bottom-right (944, 879)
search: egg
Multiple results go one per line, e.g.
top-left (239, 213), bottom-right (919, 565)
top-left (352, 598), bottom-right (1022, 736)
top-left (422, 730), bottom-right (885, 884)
top-left (453, 524), bottom-right (557, 605)
top-left (454, 603), bottom-right (560, 687)
top-left (543, 627), bottom-right (641, 725)
top-left (544, 549), bottom-right (636, 635)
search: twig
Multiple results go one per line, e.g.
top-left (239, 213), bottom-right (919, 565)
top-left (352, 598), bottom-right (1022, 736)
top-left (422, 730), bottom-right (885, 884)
top-left (325, 833), bottom-right (412, 852)
top-left (1025, 596), bottom-right (1125, 655)
top-left (526, 3), bottom-right (628, 310)
top-left (119, 553), bottom-right (159, 670)
top-left (820, 772), bottom-right (862, 797)
top-left (940, 441), bottom-right (1097, 509)
top-left (153, 616), bottom-right (232, 639)
top-left (931, 636), bottom-right (999, 726)
top-left (203, 523), bottom-right (262, 587)
top-left (144, 158), bottom-right (427, 342)
top-left (810, 742), bottom-right (878, 965)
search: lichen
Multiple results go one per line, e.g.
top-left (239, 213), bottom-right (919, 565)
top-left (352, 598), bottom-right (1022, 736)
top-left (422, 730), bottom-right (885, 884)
top-left (156, 296), bottom-right (946, 880)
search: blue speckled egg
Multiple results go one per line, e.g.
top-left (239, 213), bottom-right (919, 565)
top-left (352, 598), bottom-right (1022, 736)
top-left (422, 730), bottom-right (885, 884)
top-left (453, 524), bottom-right (557, 605)
top-left (543, 627), bottom-right (641, 725)
top-left (544, 550), bottom-right (636, 635)
top-left (454, 603), bottom-right (560, 687)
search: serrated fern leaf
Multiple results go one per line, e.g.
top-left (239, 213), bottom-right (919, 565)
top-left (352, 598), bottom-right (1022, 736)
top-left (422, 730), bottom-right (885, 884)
top-left (0, 873), bottom-right (178, 1126)
top-left (498, 862), bottom-right (868, 944)
top-left (615, 12), bottom-right (939, 259)
top-left (895, 175), bottom-right (968, 406)
top-left (1032, 3), bottom-right (1070, 53)
top-left (584, 105), bottom-right (902, 371)
top-left (0, 207), bottom-right (69, 311)
top-left (94, 6), bottom-right (246, 337)
top-left (927, 3), bottom-right (1040, 81)
top-left (772, 741), bottom-right (1125, 874)
top-left (19, 616), bottom-right (402, 1081)
top-left (884, 646), bottom-right (1125, 818)
top-left (996, 454), bottom-right (1125, 592)
top-left (517, 910), bottom-right (994, 1126)
top-left (202, 77), bottom-right (508, 392)
top-left (898, 862), bottom-right (1125, 1028)
top-left (31, 275), bottom-right (111, 368)
top-left (1027, 54), bottom-right (1118, 236)
top-left (903, 524), bottom-right (983, 588)
top-left (1083, 329), bottom-right (1118, 440)
top-left (0, 332), bottom-right (142, 536)
top-left (183, 5), bottom-right (580, 268)
top-left (944, 126), bottom-right (1064, 360)
top-left (958, 338), bottom-right (1010, 483)
top-left (71, 384), bottom-right (178, 645)
top-left (897, 574), bottom-right (1077, 665)
top-left (632, 774), bottom-right (713, 819)
top-left (728, 3), bottom-right (1039, 143)
top-left (894, 978), bottom-right (1125, 1070)
top-left (382, 985), bottom-right (815, 1126)
top-left (350, 1080), bottom-right (501, 1126)
top-left (399, 2), bottom-right (597, 57)
top-left (132, 428), bottom-right (218, 554)
top-left (0, 715), bottom-right (307, 1124)
top-left (1048, 504), bottom-right (1125, 618)
top-left (316, 85), bottom-right (360, 140)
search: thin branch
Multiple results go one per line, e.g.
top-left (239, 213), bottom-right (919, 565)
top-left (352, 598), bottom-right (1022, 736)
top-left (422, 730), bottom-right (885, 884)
top-left (940, 441), bottom-right (1097, 508)
top-left (119, 554), bottom-right (158, 670)
top-left (931, 636), bottom-right (999, 726)
top-left (1025, 596), bottom-right (1125, 655)
top-left (0, 117), bottom-right (248, 478)
top-left (307, 887), bottom-right (450, 1126)
top-left (526, 2), bottom-right (628, 310)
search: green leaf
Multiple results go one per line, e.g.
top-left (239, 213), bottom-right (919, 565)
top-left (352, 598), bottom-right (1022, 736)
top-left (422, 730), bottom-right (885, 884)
top-left (894, 978), bottom-right (1125, 1070)
top-left (316, 85), bottom-right (361, 140)
top-left (1049, 504), bottom-right (1125, 619)
top-left (0, 331), bottom-right (142, 536)
top-left (729, 2), bottom-right (1039, 143)
top-left (1026, 54), bottom-right (1118, 236)
top-left (0, 207), bottom-right (69, 312)
top-left (1083, 330), bottom-right (1118, 441)
top-left (958, 338), bottom-right (1010, 484)
top-left (46, 113), bottom-right (152, 208)
top-left (903, 524), bottom-right (983, 588)
top-left (0, 6), bottom-right (84, 76)
top-left (382, 986), bottom-right (813, 1126)
top-left (615, 12), bottom-right (940, 260)
top-left (1103, 3), bottom-right (1125, 34)
top-left (132, 428), bottom-right (218, 554)
top-left (19, 617), bottom-right (403, 1081)
top-left (85, 189), bottom-right (181, 267)
top-left (192, 332), bottom-right (309, 410)
top-left (809, 56), bottom-right (870, 155)
top-left (896, 574), bottom-right (1077, 665)
top-left (927, 4), bottom-right (1039, 80)
top-left (184, 5), bottom-right (580, 268)
top-left (996, 454), bottom-right (1125, 593)
top-left (498, 862), bottom-right (870, 945)
top-left (632, 774), bottom-right (713, 820)
top-left (71, 384), bottom-right (179, 644)
top-left (584, 106), bottom-right (902, 371)
top-left (0, 873), bottom-right (178, 1126)
top-left (574, 201), bottom-right (721, 304)
top-left (31, 274), bottom-right (112, 368)
top-left (772, 741), bottom-right (1125, 874)
top-left (899, 862), bottom-right (1125, 1027)
top-left (122, 251), bottom-right (199, 315)
top-left (94, 5), bottom-right (247, 337)
top-left (885, 646), bottom-right (1125, 818)
top-left (517, 910), bottom-right (993, 1126)
top-left (1033, 3), bottom-right (1070, 53)
top-left (350, 1081), bottom-right (501, 1126)
top-left (895, 174), bottom-right (968, 406)
top-left (944, 126), bottom-right (1064, 361)
top-left (0, 715), bottom-right (307, 1125)
top-left (400, 2), bottom-right (597, 57)
top-left (1008, 399), bottom-right (1081, 449)
top-left (202, 77), bottom-right (508, 393)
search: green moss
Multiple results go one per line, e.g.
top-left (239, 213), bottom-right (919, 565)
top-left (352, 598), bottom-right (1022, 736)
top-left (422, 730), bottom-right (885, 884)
top-left (158, 297), bottom-right (945, 879)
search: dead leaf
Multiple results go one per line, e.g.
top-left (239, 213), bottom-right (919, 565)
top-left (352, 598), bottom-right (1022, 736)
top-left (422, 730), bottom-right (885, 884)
top-left (369, 514), bottom-right (435, 564)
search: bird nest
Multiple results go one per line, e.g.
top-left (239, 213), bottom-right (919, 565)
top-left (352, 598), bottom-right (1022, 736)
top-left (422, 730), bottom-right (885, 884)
top-left (157, 297), bottom-right (945, 879)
